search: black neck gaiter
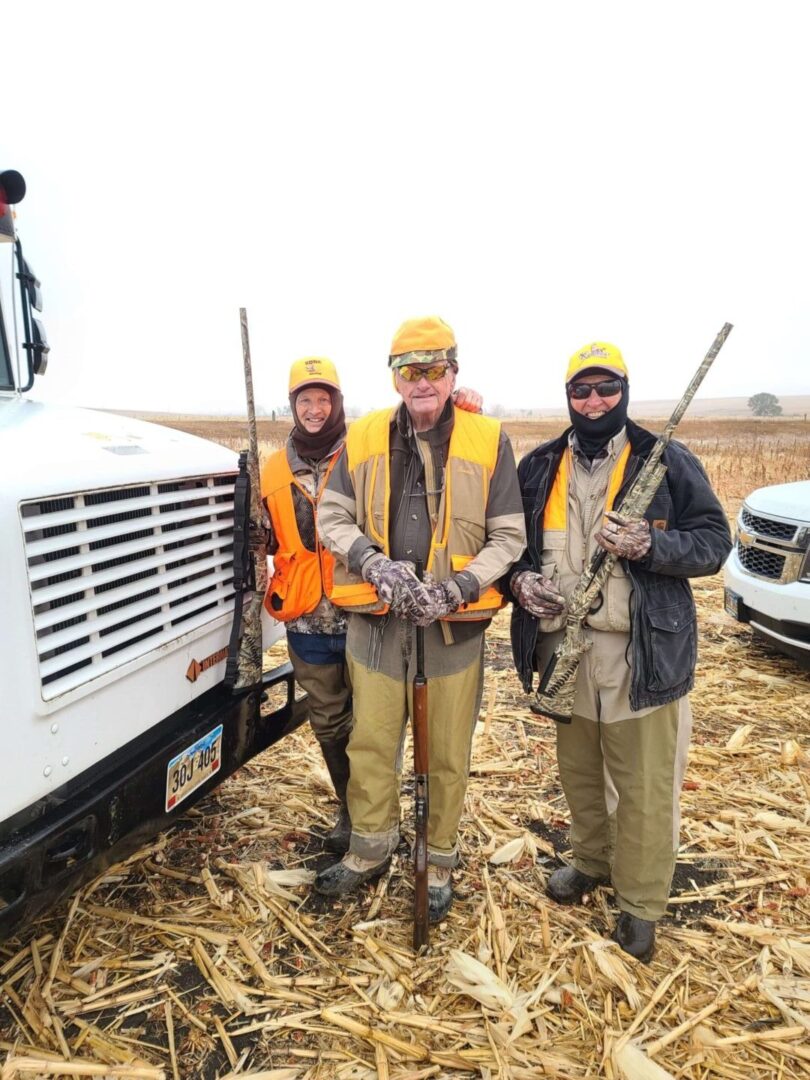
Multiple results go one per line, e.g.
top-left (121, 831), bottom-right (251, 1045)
top-left (289, 387), bottom-right (347, 461)
top-left (567, 383), bottom-right (629, 460)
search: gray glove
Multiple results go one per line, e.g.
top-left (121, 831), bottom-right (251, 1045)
top-left (362, 555), bottom-right (434, 621)
top-left (595, 511), bottom-right (652, 560)
top-left (511, 570), bottom-right (566, 619)
top-left (417, 577), bottom-right (462, 624)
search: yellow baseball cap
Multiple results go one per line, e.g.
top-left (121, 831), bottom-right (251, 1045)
top-left (389, 315), bottom-right (457, 367)
top-left (566, 342), bottom-right (629, 383)
top-left (288, 356), bottom-right (341, 394)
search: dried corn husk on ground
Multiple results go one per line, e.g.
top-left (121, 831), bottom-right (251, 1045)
top-left (2, 566), bottom-right (809, 1075)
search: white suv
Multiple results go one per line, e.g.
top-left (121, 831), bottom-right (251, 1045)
top-left (724, 480), bottom-right (810, 668)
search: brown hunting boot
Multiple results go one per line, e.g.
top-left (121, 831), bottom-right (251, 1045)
top-left (318, 735), bottom-right (351, 853)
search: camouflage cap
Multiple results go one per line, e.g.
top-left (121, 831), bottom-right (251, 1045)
top-left (389, 346), bottom-right (458, 369)
top-left (388, 315), bottom-right (458, 368)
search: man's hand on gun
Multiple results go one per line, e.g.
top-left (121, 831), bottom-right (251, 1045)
top-left (362, 556), bottom-right (462, 626)
top-left (511, 570), bottom-right (566, 619)
top-left (595, 511), bottom-right (652, 560)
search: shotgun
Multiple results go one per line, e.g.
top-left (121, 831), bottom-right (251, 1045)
top-left (225, 308), bottom-right (268, 691)
top-left (534, 322), bottom-right (733, 723)
top-left (412, 560), bottom-right (430, 950)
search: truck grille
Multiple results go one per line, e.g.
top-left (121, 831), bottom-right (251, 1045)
top-left (21, 475), bottom-right (237, 699)
top-left (740, 507), bottom-right (797, 543)
top-left (737, 542), bottom-right (786, 581)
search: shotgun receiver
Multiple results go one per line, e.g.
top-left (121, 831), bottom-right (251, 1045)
top-left (412, 561), bottom-right (430, 950)
top-left (534, 322), bottom-right (733, 723)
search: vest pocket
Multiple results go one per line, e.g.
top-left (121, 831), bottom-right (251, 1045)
top-left (267, 551), bottom-right (295, 612)
top-left (645, 602), bottom-right (695, 691)
top-left (449, 554), bottom-right (503, 616)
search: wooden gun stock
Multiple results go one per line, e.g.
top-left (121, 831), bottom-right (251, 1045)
top-left (412, 561), bottom-right (429, 951)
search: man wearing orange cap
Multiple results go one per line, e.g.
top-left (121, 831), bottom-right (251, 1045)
top-left (509, 343), bottom-right (731, 962)
top-left (262, 356), bottom-right (485, 854)
top-left (313, 317), bottom-right (526, 921)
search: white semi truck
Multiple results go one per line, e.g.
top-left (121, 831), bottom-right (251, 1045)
top-left (0, 170), bottom-right (296, 937)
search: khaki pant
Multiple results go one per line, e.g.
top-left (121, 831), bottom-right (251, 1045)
top-left (345, 635), bottom-right (485, 867)
top-left (287, 642), bottom-right (353, 745)
top-left (556, 701), bottom-right (691, 921)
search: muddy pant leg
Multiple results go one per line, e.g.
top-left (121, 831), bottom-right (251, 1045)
top-left (344, 652), bottom-right (408, 863)
top-left (287, 638), bottom-right (353, 744)
top-left (410, 637), bottom-right (485, 868)
top-left (600, 698), bottom-right (691, 921)
top-left (556, 712), bottom-right (613, 879)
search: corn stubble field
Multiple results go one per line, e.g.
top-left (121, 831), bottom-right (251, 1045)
top-left (2, 417), bottom-right (809, 1080)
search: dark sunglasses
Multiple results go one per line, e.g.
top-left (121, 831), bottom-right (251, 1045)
top-left (396, 362), bottom-right (453, 383)
top-left (567, 378), bottom-right (623, 400)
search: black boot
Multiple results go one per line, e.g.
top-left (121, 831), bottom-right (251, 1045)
top-left (612, 912), bottom-right (656, 963)
top-left (547, 865), bottom-right (608, 905)
top-left (428, 867), bottom-right (453, 923)
top-left (319, 735), bottom-right (352, 853)
top-left (314, 853), bottom-right (391, 897)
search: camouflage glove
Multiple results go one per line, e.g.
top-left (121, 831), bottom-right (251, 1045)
top-left (418, 578), bottom-right (462, 623)
top-left (362, 555), bottom-right (434, 621)
top-left (510, 570), bottom-right (566, 618)
top-left (595, 511), bottom-right (652, 560)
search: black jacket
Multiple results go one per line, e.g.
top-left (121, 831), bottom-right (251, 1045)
top-left (508, 419), bottom-right (732, 711)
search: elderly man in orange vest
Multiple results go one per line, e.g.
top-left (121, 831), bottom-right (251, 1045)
top-left (262, 356), bottom-right (485, 855)
top-left (313, 316), bottom-right (526, 922)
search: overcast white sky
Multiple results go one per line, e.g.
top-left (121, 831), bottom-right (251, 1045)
top-left (3, 1), bottom-right (809, 415)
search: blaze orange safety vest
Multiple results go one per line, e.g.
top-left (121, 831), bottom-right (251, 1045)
top-left (327, 406), bottom-right (506, 620)
top-left (542, 441), bottom-right (632, 531)
top-left (260, 448), bottom-right (341, 622)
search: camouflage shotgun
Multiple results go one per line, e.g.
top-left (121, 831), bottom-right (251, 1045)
top-left (225, 308), bottom-right (268, 691)
top-left (533, 322), bottom-right (733, 723)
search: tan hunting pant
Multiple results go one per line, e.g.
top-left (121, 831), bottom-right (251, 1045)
top-left (556, 699), bottom-right (691, 921)
top-left (345, 629), bottom-right (485, 868)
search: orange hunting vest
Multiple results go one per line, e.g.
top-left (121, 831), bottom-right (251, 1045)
top-left (327, 406), bottom-right (506, 620)
top-left (261, 448), bottom-right (340, 622)
top-left (542, 442), bottom-right (633, 531)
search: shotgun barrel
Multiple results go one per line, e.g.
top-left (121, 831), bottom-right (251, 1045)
top-left (225, 308), bottom-right (268, 691)
top-left (412, 560), bottom-right (429, 950)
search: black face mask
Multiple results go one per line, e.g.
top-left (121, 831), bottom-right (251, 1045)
top-left (567, 379), bottom-right (629, 459)
top-left (289, 386), bottom-right (347, 461)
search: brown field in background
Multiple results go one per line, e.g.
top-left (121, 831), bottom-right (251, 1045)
top-left (152, 414), bottom-right (810, 520)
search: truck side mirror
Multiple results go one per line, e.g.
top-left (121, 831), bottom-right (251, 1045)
top-left (30, 318), bottom-right (49, 375)
top-left (21, 259), bottom-right (43, 311)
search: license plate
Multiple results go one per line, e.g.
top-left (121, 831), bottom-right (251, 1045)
top-left (724, 588), bottom-right (741, 620)
top-left (165, 724), bottom-right (223, 812)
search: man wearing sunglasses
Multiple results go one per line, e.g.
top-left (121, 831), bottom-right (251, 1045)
top-left (508, 342), bottom-right (730, 963)
top-left (314, 315), bottom-right (525, 921)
